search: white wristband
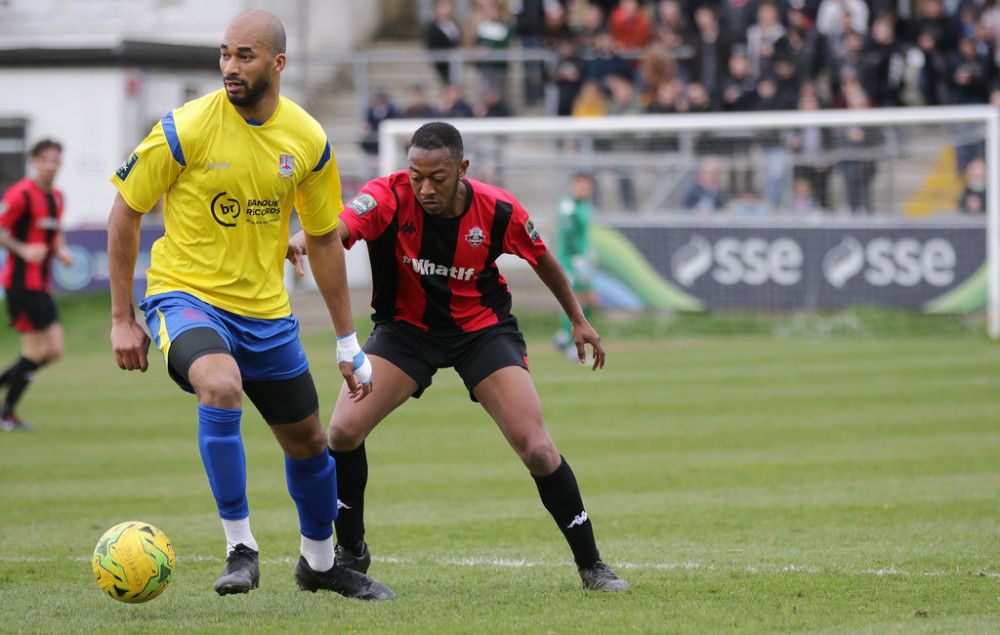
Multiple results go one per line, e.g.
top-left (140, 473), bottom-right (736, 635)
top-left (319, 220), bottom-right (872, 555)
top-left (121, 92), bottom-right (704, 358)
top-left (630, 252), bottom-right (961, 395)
top-left (336, 332), bottom-right (372, 385)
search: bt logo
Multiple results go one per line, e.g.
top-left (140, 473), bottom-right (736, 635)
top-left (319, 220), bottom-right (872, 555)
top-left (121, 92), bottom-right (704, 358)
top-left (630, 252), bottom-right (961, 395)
top-left (211, 192), bottom-right (241, 227)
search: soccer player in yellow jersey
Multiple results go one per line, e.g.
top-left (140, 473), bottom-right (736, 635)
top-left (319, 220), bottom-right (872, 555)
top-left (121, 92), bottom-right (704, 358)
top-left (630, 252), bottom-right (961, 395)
top-left (107, 11), bottom-right (393, 601)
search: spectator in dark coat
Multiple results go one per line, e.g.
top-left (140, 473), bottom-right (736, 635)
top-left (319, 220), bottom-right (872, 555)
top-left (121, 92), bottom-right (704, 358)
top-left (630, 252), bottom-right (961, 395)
top-left (687, 5), bottom-right (734, 96)
top-left (439, 83), bottom-right (475, 118)
top-left (425, 0), bottom-right (462, 85)
top-left (360, 90), bottom-right (398, 156)
top-left (862, 12), bottom-right (907, 108)
top-left (585, 29), bottom-right (635, 88)
top-left (548, 38), bottom-right (587, 116)
top-left (775, 2), bottom-right (825, 85)
top-left (834, 80), bottom-right (885, 215)
top-left (787, 85), bottom-right (835, 210)
top-left (907, 0), bottom-right (958, 106)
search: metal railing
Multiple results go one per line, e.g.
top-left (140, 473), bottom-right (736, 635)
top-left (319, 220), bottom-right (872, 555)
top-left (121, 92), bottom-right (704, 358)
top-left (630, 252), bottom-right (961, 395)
top-left (312, 44), bottom-right (663, 122)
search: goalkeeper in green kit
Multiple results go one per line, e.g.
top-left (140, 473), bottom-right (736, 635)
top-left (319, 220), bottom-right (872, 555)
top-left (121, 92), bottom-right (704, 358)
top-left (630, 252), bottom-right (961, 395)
top-left (553, 172), bottom-right (598, 362)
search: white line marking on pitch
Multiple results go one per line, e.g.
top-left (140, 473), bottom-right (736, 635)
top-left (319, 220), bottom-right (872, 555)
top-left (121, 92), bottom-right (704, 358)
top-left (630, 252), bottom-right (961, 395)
top-left (5, 555), bottom-right (997, 578)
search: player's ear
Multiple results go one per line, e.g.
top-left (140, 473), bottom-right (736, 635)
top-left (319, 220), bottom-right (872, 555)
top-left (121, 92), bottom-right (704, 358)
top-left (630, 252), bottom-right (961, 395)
top-left (458, 158), bottom-right (469, 178)
top-left (272, 52), bottom-right (286, 73)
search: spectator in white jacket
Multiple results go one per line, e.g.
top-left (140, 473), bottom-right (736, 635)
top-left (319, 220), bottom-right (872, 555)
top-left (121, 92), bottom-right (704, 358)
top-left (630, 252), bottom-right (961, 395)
top-left (815, 0), bottom-right (868, 38)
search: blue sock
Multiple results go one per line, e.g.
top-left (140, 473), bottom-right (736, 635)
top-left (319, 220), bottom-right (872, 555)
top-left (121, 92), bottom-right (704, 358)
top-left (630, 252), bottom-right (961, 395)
top-left (285, 451), bottom-right (337, 541)
top-left (197, 405), bottom-right (248, 521)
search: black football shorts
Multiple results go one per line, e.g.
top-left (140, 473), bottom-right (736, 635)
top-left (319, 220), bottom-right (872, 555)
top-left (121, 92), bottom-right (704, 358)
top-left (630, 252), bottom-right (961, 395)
top-left (363, 317), bottom-right (528, 401)
top-left (5, 288), bottom-right (58, 333)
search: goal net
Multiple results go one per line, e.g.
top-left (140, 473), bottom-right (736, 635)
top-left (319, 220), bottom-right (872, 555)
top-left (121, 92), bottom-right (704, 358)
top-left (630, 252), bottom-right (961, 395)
top-left (378, 106), bottom-right (1000, 339)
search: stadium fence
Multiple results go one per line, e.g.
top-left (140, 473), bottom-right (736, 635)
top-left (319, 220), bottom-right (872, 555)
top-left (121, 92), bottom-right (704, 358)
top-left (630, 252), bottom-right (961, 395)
top-left (379, 106), bottom-right (1000, 338)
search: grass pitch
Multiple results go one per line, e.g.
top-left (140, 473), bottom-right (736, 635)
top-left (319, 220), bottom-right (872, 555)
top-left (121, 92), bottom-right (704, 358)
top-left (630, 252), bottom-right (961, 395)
top-left (0, 295), bottom-right (998, 633)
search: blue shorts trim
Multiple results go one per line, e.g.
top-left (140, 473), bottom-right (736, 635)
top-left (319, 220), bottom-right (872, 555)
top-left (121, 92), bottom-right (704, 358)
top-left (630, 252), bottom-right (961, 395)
top-left (140, 291), bottom-right (308, 383)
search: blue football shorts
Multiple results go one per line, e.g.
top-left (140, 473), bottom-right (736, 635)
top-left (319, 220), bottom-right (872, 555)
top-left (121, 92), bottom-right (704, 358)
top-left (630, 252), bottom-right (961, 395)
top-left (140, 291), bottom-right (310, 387)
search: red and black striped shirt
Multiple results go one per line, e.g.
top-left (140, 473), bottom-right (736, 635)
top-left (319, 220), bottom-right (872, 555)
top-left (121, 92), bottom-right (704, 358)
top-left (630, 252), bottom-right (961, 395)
top-left (0, 177), bottom-right (63, 292)
top-left (341, 172), bottom-right (548, 334)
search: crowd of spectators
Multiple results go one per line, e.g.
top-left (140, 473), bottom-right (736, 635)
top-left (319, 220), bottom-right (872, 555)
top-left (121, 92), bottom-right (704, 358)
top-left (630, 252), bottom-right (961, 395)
top-left (361, 0), bottom-right (998, 214)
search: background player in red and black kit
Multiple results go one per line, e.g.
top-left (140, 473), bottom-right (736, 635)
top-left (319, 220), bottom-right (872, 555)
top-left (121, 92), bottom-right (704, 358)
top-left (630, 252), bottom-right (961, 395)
top-left (289, 121), bottom-right (629, 591)
top-left (0, 139), bottom-right (73, 431)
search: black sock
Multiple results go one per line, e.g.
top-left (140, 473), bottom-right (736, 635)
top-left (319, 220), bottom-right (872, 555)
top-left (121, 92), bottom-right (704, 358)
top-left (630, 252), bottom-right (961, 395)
top-left (331, 443), bottom-right (368, 553)
top-left (0, 354), bottom-right (34, 387)
top-left (533, 456), bottom-right (601, 569)
top-left (0, 360), bottom-right (16, 387)
top-left (3, 357), bottom-right (40, 416)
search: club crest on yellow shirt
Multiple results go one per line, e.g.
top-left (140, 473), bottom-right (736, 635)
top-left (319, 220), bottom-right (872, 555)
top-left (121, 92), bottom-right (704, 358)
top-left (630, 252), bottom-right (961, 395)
top-left (278, 154), bottom-right (295, 179)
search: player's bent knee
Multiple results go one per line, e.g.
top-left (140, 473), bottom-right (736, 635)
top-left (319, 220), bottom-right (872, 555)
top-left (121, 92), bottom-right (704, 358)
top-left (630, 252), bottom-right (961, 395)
top-left (47, 343), bottom-right (64, 363)
top-left (327, 422), bottom-right (365, 452)
top-left (516, 439), bottom-right (561, 475)
top-left (274, 430), bottom-right (328, 461)
top-left (277, 417), bottom-right (328, 460)
top-left (195, 374), bottom-right (243, 407)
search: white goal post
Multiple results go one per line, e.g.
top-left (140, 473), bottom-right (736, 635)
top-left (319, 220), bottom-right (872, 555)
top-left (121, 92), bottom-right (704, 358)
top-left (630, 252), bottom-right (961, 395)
top-left (379, 106), bottom-right (1000, 338)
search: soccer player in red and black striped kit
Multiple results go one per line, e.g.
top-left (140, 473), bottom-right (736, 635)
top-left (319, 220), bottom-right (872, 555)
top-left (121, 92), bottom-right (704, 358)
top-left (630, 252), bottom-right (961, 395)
top-left (0, 139), bottom-right (73, 430)
top-left (289, 121), bottom-right (629, 591)
top-left (0, 139), bottom-right (73, 431)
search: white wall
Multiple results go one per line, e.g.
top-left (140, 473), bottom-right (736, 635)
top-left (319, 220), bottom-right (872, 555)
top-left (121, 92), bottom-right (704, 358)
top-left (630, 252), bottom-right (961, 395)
top-left (0, 67), bottom-right (220, 228)
top-left (0, 0), bottom-right (382, 227)
top-left (1, 69), bottom-right (123, 229)
top-left (0, 0), bottom-right (381, 51)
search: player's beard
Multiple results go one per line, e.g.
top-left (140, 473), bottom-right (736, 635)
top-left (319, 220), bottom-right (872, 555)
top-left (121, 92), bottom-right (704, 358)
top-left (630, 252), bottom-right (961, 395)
top-left (225, 74), bottom-right (271, 109)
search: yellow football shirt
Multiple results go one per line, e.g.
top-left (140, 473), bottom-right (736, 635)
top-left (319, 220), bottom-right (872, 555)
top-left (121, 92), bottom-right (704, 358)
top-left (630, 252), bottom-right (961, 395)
top-left (111, 89), bottom-right (341, 318)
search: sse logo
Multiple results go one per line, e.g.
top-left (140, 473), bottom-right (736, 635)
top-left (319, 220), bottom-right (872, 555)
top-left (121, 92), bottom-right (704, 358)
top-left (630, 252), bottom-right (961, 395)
top-left (823, 236), bottom-right (956, 288)
top-left (211, 192), bottom-right (241, 227)
top-left (672, 235), bottom-right (803, 287)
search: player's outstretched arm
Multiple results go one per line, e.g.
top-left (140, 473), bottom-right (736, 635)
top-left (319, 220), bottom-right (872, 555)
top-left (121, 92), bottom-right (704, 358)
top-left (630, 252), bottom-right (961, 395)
top-left (303, 228), bottom-right (373, 400)
top-left (107, 193), bottom-right (150, 372)
top-left (531, 252), bottom-right (605, 370)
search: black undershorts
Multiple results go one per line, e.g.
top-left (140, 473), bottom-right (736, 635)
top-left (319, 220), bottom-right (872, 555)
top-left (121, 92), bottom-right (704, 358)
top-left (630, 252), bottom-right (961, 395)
top-left (167, 327), bottom-right (319, 425)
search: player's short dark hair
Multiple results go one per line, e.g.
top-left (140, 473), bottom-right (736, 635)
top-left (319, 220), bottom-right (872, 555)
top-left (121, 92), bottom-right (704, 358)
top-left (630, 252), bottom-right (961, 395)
top-left (409, 122), bottom-right (464, 163)
top-left (30, 139), bottom-right (62, 157)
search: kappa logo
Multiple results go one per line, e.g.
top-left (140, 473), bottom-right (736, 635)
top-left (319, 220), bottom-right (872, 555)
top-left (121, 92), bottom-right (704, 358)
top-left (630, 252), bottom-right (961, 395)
top-left (465, 227), bottom-right (486, 247)
top-left (400, 220), bottom-right (416, 235)
top-left (566, 511), bottom-right (588, 529)
top-left (337, 499), bottom-right (352, 511)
